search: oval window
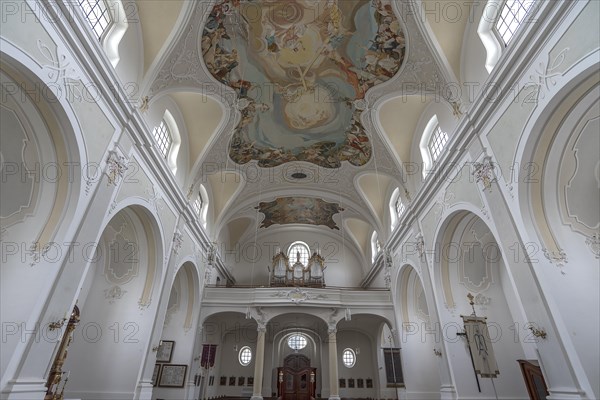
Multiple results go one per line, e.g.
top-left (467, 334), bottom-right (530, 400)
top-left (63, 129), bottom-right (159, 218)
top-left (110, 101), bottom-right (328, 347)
top-left (239, 346), bottom-right (252, 366)
top-left (342, 348), bottom-right (356, 368)
top-left (287, 334), bottom-right (307, 350)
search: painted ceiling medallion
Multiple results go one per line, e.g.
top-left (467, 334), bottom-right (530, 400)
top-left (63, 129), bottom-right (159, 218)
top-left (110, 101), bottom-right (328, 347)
top-left (202, 0), bottom-right (405, 168)
top-left (256, 197), bottom-right (344, 229)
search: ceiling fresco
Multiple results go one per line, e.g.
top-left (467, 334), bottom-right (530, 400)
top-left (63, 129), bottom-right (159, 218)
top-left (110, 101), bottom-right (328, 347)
top-left (256, 197), bottom-right (344, 229)
top-left (201, 0), bottom-right (406, 168)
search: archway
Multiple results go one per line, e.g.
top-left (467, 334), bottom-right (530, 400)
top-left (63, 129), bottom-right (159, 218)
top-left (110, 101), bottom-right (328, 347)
top-left (152, 261), bottom-right (200, 399)
top-left (433, 211), bottom-right (531, 399)
top-left (0, 63), bottom-right (83, 380)
top-left (64, 206), bottom-right (163, 398)
top-left (519, 78), bottom-right (600, 398)
top-left (201, 312), bottom-right (258, 399)
top-left (397, 265), bottom-right (442, 398)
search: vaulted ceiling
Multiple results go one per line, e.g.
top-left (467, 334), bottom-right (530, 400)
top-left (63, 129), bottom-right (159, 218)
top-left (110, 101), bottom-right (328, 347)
top-left (134, 0), bottom-right (472, 275)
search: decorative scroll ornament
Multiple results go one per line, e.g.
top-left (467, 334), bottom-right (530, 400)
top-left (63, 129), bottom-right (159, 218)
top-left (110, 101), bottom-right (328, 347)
top-left (523, 48), bottom-right (568, 105)
top-left (207, 242), bottom-right (216, 266)
top-left (172, 231), bottom-right (183, 255)
top-left (104, 285), bottom-right (126, 304)
top-left (204, 265), bottom-right (213, 285)
top-left (328, 308), bottom-right (339, 332)
top-left (138, 297), bottom-right (152, 310)
top-left (271, 287), bottom-right (327, 304)
top-left (415, 234), bottom-right (425, 260)
top-left (473, 155), bottom-right (495, 192)
top-left (139, 96), bottom-right (150, 113)
top-left (585, 233), bottom-right (600, 259)
top-left (450, 101), bottom-right (463, 118)
top-left (474, 293), bottom-right (492, 306)
top-left (106, 151), bottom-right (128, 186)
top-left (384, 250), bottom-right (393, 289)
top-left (543, 248), bottom-right (568, 273)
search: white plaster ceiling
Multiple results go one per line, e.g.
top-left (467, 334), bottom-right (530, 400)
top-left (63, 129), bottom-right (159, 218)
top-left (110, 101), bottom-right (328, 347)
top-left (137, 0), bottom-right (466, 277)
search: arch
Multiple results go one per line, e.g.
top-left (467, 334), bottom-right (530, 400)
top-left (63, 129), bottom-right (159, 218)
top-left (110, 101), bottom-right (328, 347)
top-left (515, 63), bottom-right (600, 398)
top-left (419, 115), bottom-right (448, 176)
top-left (200, 311), bottom-right (259, 399)
top-left (199, 183), bottom-right (209, 228)
top-left (63, 204), bottom-right (165, 399)
top-left (0, 58), bottom-right (87, 382)
top-left (151, 260), bottom-right (201, 399)
top-left (370, 231), bottom-right (380, 263)
top-left (478, 0), bottom-right (505, 73)
top-left (287, 241), bottom-right (311, 266)
top-left (394, 264), bottom-right (441, 398)
top-left (144, 93), bottom-right (190, 186)
top-left (103, 0), bottom-right (128, 67)
top-left (431, 209), bottom-right (531, 399)
top-left (162, 109), bottom-right (181, 174)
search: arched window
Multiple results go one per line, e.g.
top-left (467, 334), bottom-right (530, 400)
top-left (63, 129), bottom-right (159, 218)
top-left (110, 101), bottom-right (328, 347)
top-left (395, 198), bottom-right (406, 217)
top-left (288, 241), bottom-right (310, 266)
top-left (239, 346), bottom-right (252, 366)
top-left (420, 115), bottom-right (448, 177)
top-left (371, 231), bottom-right (381, 263)
top-left (152, 110), bottom-right (181, 174)
top-left (77, 0), bottom-right (127, 67)
top-left (192, 193), bottom-right (203, 215)
top-left (429, 124), bottom-right (449, 162)
top-left (287, 334), bottom-right (307, 350)
top-left (78, 0), bottom-right (113, 39)
top-left (495, 0), bottom-right (536, 45)
top-left (152, 119), bottom-right (173, 159)
top-left (478, 0), bottom-right (536, 72)
top-left (199, 184), bottom-right (209, 229)
top-left (342, 348), bottom-right (356, 368)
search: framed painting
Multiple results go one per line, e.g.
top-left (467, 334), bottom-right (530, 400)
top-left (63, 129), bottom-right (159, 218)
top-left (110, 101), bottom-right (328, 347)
top-left (238, 376), bottom-right (245, 386)
top-left (366, 378), bottom-right (373, 388)
top-left (152, 364), bottom-right (161, 387)
top-left (220, 376), bottom-right (227, 386)
top-left (158, 364), bottom-right (187, 388)
top-left (357, 378), bottom-right (364, 388)
top-left (348, 378), bottom-right (355, 388)
top-left (156, 340), bottom-right (175, 363)
top-left (248, 376), bottom-right (254, 386)
top-left (339, 378), bottom-right (346, 388)
top-left (229, 376), bottom-right (236, 386)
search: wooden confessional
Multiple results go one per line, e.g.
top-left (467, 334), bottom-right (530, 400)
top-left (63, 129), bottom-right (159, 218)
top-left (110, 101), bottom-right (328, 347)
top-left (276, 354), bottom-right (316, 400)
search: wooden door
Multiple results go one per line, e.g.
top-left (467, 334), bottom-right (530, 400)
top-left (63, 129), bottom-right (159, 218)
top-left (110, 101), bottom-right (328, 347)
top-left (278, 355), bottom-right (315, 400)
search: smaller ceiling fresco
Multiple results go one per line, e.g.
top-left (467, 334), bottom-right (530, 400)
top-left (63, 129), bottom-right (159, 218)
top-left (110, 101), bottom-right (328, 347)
top-left (202, 0), bottom-right (405, 168)
top-left (256, 197), bottom-right (344, 229)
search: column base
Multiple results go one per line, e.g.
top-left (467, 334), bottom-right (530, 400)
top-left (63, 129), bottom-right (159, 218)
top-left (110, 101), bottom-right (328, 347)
top-left (328, 397), bottom-right (341, 400)
top-left (250, 396), bottom-right (263, 400)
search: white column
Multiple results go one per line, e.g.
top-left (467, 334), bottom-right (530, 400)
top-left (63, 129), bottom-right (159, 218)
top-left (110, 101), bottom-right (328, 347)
top-left (251, 324), bottom-right (266, 400)
top-left (328, 325), bottom-right (340, 400)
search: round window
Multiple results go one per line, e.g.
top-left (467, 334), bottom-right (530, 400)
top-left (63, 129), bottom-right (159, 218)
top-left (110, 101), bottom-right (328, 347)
top-left (239, 346), bottom-right (252, 366)
top-left (287, 334), bottom-right (307, 350)
top-left (342, 348), bottom-right (356, 368)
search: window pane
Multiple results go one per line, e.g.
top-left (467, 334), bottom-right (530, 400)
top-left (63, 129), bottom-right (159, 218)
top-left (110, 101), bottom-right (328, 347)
top-left (288, 242), bottom-right (310, 266)
top-left (395, 199), bottom-right (405, 216)
top-left (428, 125), bottom-right (448, 161)
top-left (495, 0), bottom-right (536, 45)
top-left (287, 334), bottom-right (307, 350)
top-left (78, 0), bottom-right (112, 39)
top-left (152, 120), bottom-right (173, 159)
top-left (239, 347), bottom-right (252, 366)
top-left (342, 349), bottom-right (356, 367)
top-left (193, 197), bottom-right (202, 215)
